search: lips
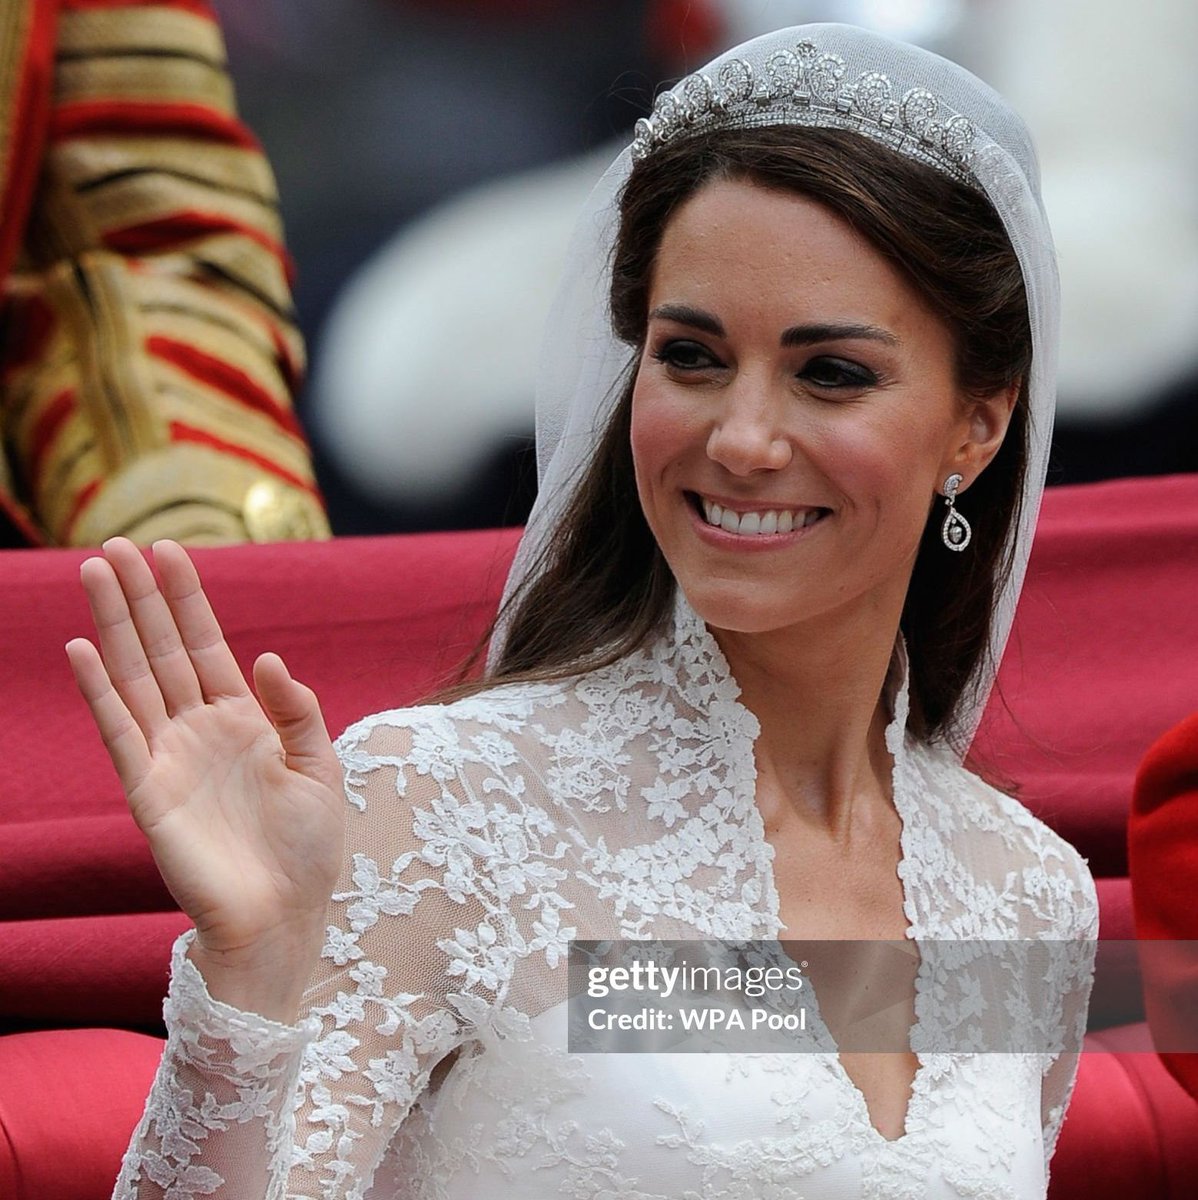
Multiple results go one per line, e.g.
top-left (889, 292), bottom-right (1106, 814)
top-left (694, 493), bottom-right (828, 536)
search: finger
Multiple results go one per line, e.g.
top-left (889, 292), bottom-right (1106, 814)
top-left (152, 540), bottom-right (251, 702)
top-left (79, 554), bottom-right (170, 736)
top-left (65, 637), bottom-right (153, 796)
top-left (102, 537), bottom-right (204, 717)
top-left (253, 653), bottom-right (337, 780)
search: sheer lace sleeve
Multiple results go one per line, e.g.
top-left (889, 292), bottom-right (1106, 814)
top-left (113, 708), bottom-right (514, 1200)
top-left (1039, 842), bottom-right (1100, 1177)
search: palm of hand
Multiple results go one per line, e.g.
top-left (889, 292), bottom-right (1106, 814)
top-left (67, 538), bottom-right (346, 961)
top-left (131, 691), bottom-right (346, 952)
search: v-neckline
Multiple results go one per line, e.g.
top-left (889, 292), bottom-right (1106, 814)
top-left (756, 682), bottom-right (932, 1147)
top-left (674, 595), bottom-right (935, 1147)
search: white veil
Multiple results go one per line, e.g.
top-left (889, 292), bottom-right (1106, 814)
top-left (491, 23), bottom-right (1058, 760)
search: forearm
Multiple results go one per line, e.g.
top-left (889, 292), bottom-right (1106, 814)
top-left (115, 934), bottom-right (319, 1200)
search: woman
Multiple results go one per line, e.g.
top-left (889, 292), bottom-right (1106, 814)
top-left (68, 23), bottom-right (1097, 1200)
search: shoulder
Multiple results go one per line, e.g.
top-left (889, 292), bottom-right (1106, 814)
top-left (332, 680), bottom-right (571, 811)
top-left (913, 742), bottom-right (1099, 940)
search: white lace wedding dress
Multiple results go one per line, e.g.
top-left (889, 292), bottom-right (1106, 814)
top-left (112, 598), bottom-right (1097, 1200)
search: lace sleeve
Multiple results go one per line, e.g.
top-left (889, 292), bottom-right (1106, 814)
top-left (1039, 846), bottom-right (1100, 1178)
top-left (113, 709), bottom-right (512, 1200)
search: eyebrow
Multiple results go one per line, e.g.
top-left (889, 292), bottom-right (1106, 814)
top-left (648, 303), bottom-right (900, 348)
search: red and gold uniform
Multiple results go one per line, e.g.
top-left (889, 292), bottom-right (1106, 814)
top-left (0, 0), bottom-right (330, 545)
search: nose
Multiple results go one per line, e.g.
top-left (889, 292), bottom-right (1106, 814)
top-left (705, 381), bottom-right (792, 475)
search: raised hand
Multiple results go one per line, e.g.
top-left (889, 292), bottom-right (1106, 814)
top-left (66, 538), bottom-right (345, 1020)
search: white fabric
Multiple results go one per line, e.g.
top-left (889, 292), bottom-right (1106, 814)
top-left (496, 22), bottom-right (1060, 759)
top-left (113, 597), bottom-right (1097, 1200)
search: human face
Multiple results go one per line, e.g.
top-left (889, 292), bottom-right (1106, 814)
top-left (630, 176), bottom-right (1010, 639)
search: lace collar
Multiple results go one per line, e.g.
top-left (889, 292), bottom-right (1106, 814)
top-left (663, 586), bottom-right (913, 761)
top-left (659, 587), bottom-right (921, 940)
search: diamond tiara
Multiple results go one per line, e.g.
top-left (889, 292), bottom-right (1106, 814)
top-left (631, 41), bottom-right (981, 189)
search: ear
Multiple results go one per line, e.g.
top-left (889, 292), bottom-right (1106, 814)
top-left (944, 380), bottom-right (1020, 491)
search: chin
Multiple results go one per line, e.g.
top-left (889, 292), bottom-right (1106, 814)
top-left (676, 578), bottom-right (802, 637)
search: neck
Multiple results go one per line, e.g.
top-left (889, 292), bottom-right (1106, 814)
top-left (710, 605), bottom-right (902, 836)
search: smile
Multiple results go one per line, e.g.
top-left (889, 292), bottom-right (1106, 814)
top-left (694, 494), bottom-right (829, 537)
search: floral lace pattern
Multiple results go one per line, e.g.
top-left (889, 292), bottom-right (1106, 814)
top-left (113, 597), bottom-right (1097, 1200)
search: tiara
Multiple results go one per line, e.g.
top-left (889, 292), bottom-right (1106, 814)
top-left (631, 41), bottom-right (980, 189)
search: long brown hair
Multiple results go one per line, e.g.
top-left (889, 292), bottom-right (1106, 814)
top-left (459, 126), bottom-right (1031, 746)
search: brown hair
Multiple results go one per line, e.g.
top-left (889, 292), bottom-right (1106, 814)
top-left (463, 126), bottom-right (1030, 746)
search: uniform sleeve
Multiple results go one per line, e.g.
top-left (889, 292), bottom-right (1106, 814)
top-left (113, 712), bottom-right (513, 1200)
top-left (1039, 846), bottom-right (1099, 1178)
top-left (0, 0), bottom-right (330, 546)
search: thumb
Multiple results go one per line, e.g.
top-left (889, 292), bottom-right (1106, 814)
top-left (253, 653), bottom-right (337, 777)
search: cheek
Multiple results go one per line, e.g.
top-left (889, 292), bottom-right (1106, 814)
top-left (629, 378), bottom-right (696, 492)
top-left (819, 414), bottom-right (945, 530)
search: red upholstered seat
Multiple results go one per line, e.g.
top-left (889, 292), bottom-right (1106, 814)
top-left (0, 1029), bottom-right (164, 1199)
top-left (2, 476), bottom-right (1196, 1198)
top-left (1052, 1027), bottom-right (1198, 1198)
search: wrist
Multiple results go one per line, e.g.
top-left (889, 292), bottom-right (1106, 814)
top-left (188, 924), bottom-right (325, 1024)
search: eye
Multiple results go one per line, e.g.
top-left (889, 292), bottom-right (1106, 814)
top-left (649, 339), bottom-right (724, 372)
top-left (799, 356), bottom-right (879, 390)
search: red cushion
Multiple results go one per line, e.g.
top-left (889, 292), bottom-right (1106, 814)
top-left (974, 474), bottom-right (1198, 878)
top-left (1051, 1024), bottom-right (1198, 1199)
top-left (0, 912), bottom-right (190, 1028)
top-left (0, 1028), bottom-right (162, 1200)
top-left (1128, 710), bottom-right (1198, 1100)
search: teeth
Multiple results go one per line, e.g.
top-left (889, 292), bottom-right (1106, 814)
top-left (700, 496), bottom-right (823, 537)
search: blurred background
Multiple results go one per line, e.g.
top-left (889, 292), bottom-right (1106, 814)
top-left (211, 0), bottom-right (1198, 535)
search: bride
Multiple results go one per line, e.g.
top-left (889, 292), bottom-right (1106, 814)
top-left (68, 23), bottom-right (1096, 1200)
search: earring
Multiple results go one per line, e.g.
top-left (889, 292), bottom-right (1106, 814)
top-left (940, 473), bottom-right (971, 551)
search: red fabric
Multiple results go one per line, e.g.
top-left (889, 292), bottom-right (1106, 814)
top-left (0, 813), bottom-right (170, 922)
top-left (1051, 1024), bottom-right (1198, 1199)
top-left (0, 912), bottom-right (190, 1027)
top-left (0, 1028), bottom-right (163, 1200)
top-left (1087, 879), bottom-right (1144, 1031)
top-left (973, 473), bottom-right (1198, 878)
top-left (50, 100), bottom-right (261, 149)
top-left (1129, 711), bottom-right (1198, 1101)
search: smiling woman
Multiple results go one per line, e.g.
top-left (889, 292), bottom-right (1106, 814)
top-left (632, 179), bottom-right (1011, 647)
top-left (75, 22), bottom-right (1095, 1200)
top-left (496, 124), bottom-right (1030, 748)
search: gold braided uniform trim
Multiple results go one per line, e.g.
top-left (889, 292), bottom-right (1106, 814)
top-left (0, 0), bottom-right (325, 546)
top-left (53, 135), bottom-right (280, 203)
top-left (55, 53), bottom-right (235, 115)
top-left (56, 164), bottom-right (284, 251)
top-left (5, 250), bottom-right (319, 541)
top-left (56, 7), bottom-right (225, 65)
top-left (71, 442), bottom-right (329, 546)
top-left (0, 4), bottom-right (32, 215)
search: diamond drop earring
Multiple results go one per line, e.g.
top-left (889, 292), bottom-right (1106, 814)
top-left (940, 473), bottom-right (971, 551)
